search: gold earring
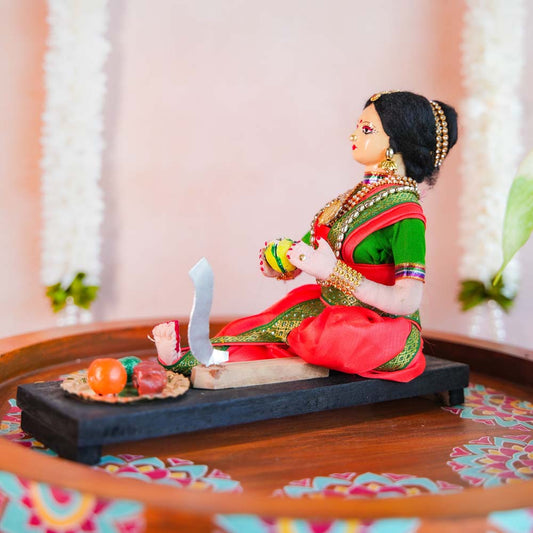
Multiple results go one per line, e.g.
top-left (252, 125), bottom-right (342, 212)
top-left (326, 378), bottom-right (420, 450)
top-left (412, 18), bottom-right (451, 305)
top-left (379, 147), bottom-right (397, 173)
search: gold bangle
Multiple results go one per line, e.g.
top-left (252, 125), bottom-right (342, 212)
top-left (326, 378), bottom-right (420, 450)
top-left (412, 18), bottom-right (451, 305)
top-left (276, 270), bottom-right (299, 281)
top-left (317, 261), bottom-right (363, 295)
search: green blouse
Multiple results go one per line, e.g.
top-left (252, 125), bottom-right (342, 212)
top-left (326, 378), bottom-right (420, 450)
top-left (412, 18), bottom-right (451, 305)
top-left (353, 218), bottom-right (425, 272)
top-left (304, 218), bottom-right (426, 282)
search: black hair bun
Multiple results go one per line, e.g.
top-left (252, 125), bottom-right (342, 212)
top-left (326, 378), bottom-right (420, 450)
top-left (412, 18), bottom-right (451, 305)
top-left (365, 92), bottom-right (458, 184)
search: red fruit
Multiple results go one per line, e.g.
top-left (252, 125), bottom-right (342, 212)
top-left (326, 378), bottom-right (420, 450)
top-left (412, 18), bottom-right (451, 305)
top-left (133, 361), bottom-right (167, 395)
top-left (87, 358), bottom-right (127, 395)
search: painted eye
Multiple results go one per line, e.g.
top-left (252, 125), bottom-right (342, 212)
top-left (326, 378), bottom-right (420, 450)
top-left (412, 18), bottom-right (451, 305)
top-left (361, 125), bottom-right (375, 134)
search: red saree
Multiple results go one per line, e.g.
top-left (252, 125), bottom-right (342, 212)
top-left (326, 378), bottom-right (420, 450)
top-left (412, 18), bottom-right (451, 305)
top-left (174, 181), bottom-right (426, 382)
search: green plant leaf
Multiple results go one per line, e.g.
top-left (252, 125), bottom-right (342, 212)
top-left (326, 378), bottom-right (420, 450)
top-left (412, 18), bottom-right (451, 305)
top-left (458, 280), bottom-right (486, 311)
top-left (68, 272), bottom-right (86, 296)
top-left (494, 149), bottom-right (533, 285)
top-left (73, 285), bottom-right (99, 309)
top-left (45, 272), bottom-right (99, 312)
top-left (458, 278), bottom-right (515, 313)
top-left (45, 282), bottom-right (61, 294)
top-left (45, 284), bottom-right (68, 312)
top-left (492, 293), bottom-right (514, 312)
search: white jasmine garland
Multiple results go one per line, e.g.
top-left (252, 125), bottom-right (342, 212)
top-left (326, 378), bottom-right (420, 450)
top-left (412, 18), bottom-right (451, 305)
top-left (459, 0), bottom-right (525, 338)
top-left (40, 0), bottom-right (110, 303)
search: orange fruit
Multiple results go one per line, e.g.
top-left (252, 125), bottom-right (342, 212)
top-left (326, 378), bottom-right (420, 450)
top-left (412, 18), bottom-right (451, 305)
top-left (87, 358), bottom-right (127, 395)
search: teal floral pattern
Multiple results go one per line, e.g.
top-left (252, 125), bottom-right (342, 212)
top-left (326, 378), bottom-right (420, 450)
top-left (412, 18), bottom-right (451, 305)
top-left (443, 384), bottom-right (533, 430)
top-left (448, 434), bottom-right (533, 487)
top-left (273, 472), bottom-right (462, 499)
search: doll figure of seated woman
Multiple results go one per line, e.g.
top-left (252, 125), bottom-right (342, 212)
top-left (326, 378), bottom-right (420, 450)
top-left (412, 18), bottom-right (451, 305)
top-left (154, 91), bottom-right (458, 382)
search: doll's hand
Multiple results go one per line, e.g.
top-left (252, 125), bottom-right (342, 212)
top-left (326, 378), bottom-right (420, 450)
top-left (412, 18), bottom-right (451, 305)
top-left (259, 244), bottom-right (303, 280)
top-left (287, 239), bottom-right (337, 280)
top-left (259, 245), bottom-right (279, 278)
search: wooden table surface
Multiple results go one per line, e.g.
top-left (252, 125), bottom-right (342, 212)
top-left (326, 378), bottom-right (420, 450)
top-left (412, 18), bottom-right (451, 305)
top-left (0, 320), bottom-right (531, 532)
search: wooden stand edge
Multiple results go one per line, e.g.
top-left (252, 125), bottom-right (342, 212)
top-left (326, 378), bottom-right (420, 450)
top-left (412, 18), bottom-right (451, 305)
top-left (190, 357), bottom-right (329, 389)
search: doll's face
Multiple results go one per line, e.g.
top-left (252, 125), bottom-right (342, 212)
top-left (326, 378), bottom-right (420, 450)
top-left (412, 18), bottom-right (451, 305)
top-left (350, 104), bottom-right (390, 166)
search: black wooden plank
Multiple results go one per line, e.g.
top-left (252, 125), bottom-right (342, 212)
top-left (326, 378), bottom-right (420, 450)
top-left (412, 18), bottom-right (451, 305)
top-left (16, 356), bottom-right (469, 464)
top-left (21, 412), bottom-right (102, 465)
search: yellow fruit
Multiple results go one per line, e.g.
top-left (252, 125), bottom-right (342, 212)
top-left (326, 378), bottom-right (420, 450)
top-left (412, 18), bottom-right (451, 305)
top-left (264, 238), bottom-right (296, 274)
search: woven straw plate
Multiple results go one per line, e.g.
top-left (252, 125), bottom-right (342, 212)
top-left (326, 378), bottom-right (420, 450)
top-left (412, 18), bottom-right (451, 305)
top-left (61, 369), bottom-right (190, 403)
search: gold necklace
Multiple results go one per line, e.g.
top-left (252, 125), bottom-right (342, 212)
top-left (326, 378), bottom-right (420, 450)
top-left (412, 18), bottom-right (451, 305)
top-left (316, 185), bottom-right (360, 226)
top-left (310, 174), bottom-right (419, 251)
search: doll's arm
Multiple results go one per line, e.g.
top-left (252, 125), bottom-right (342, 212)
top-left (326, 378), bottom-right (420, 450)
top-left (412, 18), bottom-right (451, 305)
top-left (353, 276), bottom-right (423, 315)
top-left (288, 240), bottom-right (423, 315)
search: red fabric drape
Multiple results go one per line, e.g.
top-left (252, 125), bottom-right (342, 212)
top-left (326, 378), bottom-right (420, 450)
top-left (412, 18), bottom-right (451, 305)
top-left (212, 184), bottom-right (427, 382)
top-left (213, 284), bottom-right (424, 382)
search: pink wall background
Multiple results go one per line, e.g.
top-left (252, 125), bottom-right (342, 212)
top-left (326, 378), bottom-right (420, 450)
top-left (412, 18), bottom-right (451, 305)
top-left (1, 1), bottom-right (532, 349)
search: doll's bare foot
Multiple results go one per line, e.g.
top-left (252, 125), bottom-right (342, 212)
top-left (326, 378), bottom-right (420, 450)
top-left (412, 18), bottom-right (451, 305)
top-left (150, 321), bottom-right (181, 366)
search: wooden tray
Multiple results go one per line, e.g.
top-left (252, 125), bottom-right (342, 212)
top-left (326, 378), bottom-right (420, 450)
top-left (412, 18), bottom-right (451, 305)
top-left (1, 321), bottom-right (531, 532)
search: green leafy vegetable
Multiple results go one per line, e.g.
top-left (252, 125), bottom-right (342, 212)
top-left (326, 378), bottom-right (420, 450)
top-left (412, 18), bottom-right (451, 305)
top-left (493, 149), bottom-right (533, 285)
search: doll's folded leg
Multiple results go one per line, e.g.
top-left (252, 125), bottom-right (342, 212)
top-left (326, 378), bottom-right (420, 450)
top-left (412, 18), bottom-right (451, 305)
top-left (287, 305), bottom-right (420, 378)
top-left (226, 343), bottom-right (297, 362)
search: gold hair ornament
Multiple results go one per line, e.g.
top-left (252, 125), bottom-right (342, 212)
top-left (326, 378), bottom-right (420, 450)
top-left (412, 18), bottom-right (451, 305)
top-left (430, 101), bottom-right (449, 167)
top-left (370, 90), bottom-right (400, 102)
